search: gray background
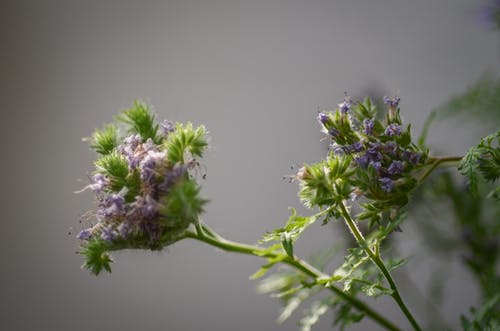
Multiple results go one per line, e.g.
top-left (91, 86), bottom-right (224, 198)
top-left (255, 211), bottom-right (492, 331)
top-left (1, 0), bottom-right (499, 330)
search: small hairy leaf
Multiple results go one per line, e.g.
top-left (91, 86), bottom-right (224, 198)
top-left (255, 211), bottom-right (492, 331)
top-left (94, 151), bottom-right (129, 192)
top-left (81, 239), bottom-right (113, 275)
top-left (159, 179), bottom-right (208, 224)
top-left (458, 130), bottom-right (500, 196)
top-left (117, 100), bottom-right (160, 143)
top-left (90, 124), bottom-right (118, 155)
top-left (165, 122), bottom-right (208, 164)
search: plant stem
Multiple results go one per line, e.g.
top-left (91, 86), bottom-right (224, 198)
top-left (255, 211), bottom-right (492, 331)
top-left (418, 155), bottom-right (463, 183)
top-left (184, 224), bottom-right (402, 331)
top-left (339, 202), bottom-right (423, 331)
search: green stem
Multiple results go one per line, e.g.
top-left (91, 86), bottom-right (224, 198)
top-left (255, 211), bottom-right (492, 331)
top-left (185, 224), bottom-right (402, 331)
top-left (339, 202), bottom-right (423, 331)
top-left (418, 155), bottom-right (463, 184)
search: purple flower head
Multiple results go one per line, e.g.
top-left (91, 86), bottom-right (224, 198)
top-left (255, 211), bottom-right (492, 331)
top-left (100, 225), bottom-right (116, 242)
top-left (383, 141), bottom-right (398, 156)
top-left (346, 141), bottom-right (363, 153)
top-left (379, 177), bottom-right (394, 193)
top-left (338, 95), bottom-right (352, 114)
top-left (142, 195), bottom-right (158, 219)
top-left (355, 155), bottom-right (370, 168)
top-left (388, 160), bottom-right (404, 175)
top-left (98, 193), bottom-right (126, 219)
top-left (131, 195), bottom-right (159, 221)
top-left (158, 163), bottom-right (187, 192)
top-left (385, 124), bottom-right (402, 137)
top-left (363, 118), bottom-right (375, 135)
top-left (366, 143), bottom-right (383, 162)
top-left (402, 150), bottom-right (421, 165)
top-left (338, 101), bottom-right (350, 114)
top-left (118, 134), bottom-right (143, 169)
top-left (160, 119), bottom-right (175, 136)
top-left (142, 138), bottom-right (159, 153)
top-left (328, 128), bottom-right (339, 137)
top-left (76, 228), bottom-right (92, 240)
top-left (330, 143), bottom-right (344, 155)
top-left (383, 96), bottom-right (401, 108)
top-left (123, 134), bottom-right (142, 150)
top-left (317, 112), bottom-right (329, 125)
top-left (89, 173), bottom-right (108, 193)
top-left (117, 221), bottom-right (132, 238)
top-left (370, 161), bottom-right (382, 172)
top-left (140, 150), bottom-right (166, 182)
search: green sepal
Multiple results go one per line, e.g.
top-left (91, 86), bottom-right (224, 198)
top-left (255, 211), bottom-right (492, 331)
top-left (260, 208), bottom-right (317, 245)
top-left (159, 179), bottom-right (208, 225)
top-left (89, 124), bottom-right (118, 155)
top-left (352, 97), bottom-right (377, 121)
top-left (117, 100), bottom-right (160, 143)
top-left (94, 151), bottom-right (129, 192)
top-left (281, 232), bottom-right (294, 259)
top-left (80, 238), bottom-right (114, 276)
top-left (164, 122), bottom-right (208, 164)
top-left (458, 130), bottom-right (500, 197)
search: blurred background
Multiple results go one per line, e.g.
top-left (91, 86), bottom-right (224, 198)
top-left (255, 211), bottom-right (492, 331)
top-left (1, 0), bottom-right (499, 330)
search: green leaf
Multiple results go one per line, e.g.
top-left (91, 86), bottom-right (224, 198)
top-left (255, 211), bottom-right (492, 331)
top-left (300, 301), bottom-right (329, 331)
top-left (94, 151), bottom-right (129, 192)
top-left (281, 232), bottom-right (294, 259)
top-left (260, 208), bottom-right (317, 245)
top-left (80, 239), bottom-right (114, 275)
top-left (89, 124), bottom-right (118, 155)
top-left (164, 122), bottom-right (208, 164)
top-left (458, 130), bottom-right (500, 196)
top-left (117, 100), bottom-right (160, 143)
top-left (434, 74), bottom-right (500, 126)
top-left (461, 294), bottom-right (500, 331)
top-left (159, 179), bottom-right (208, 225)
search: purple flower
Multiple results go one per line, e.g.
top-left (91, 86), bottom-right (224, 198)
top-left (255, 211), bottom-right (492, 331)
top-left (160, 119), bottom-right (175, 136)
top-left (123, 134), bottom-right (142, 150)
top-left (370, 161), bottom-right (382, 171)
top-left (385, 124), bottom-right (402, 137)
top-left (328, 128), bottom-right (339, 137)
top-left (330, 144), bottom-right (344, 155)
top-left (338, 101), bottom-right (350, 114)
top-left (347, 141), bottom-right (363, 153)
top-left (100, 225), bottom-right (116, 241)
top-left (317, 112), bottom-right (329, 125)
top-left (158, 163), bottom-right (187, 192)
top-left (379, 177), bottom-right (394, 193)
top-left (117, 221), bottom-right (132, 238)
top-left (98, 193), bottom-right (126, 220)
top-left (383, 141), bottom-right (398, 156)
top-left (89, 174), bottom-right (108, 193)
top-left (355, 155), bottom-right (370, 168)
top-left (363, 118), bottom-right (375, 135)
top-left (388, 160), bottom-right (404, 175)
top-left (140, 151), bottom-right (166, 182)
top-left (142, 195), bottom-right (158, 219)
top-left (366, 143), bottom-right (382, 162)
top-left (142, 138), bottom-right (159, 153)
top-left (383, 96), bottom-right (401, 108)
top-left (76, 228), bottom-right (92, 240)
top-left (402, 150), bottom-right (421, 165)
top-left (118, 134), bottom-right (143, 169)
top-left (131, 195), bottom-right (159, 221)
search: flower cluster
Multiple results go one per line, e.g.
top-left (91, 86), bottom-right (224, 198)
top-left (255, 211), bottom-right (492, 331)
top-left (300, 96), bottom-right (428, 226)
top-left (77, 101), bottom-right (208, 274)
